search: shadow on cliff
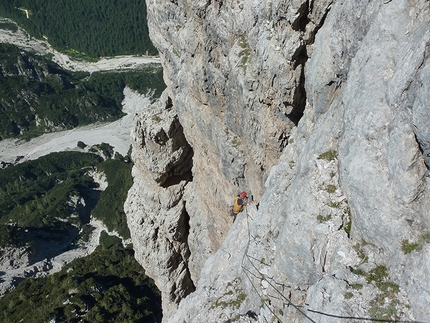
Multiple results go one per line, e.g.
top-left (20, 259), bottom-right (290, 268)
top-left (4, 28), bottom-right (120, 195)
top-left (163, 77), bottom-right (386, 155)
top-left (161, 169), bottom-right (193, 188)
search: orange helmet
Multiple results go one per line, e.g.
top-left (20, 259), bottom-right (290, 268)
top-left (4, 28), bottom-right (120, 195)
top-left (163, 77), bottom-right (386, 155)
top-left (240, 191), bottom-right (247, 198)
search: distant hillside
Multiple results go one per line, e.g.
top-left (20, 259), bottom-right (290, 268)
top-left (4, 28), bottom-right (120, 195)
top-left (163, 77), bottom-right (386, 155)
top-left (0, 149), bottom-right (162, 323)
top-left (0, 149), bottom-right (131, 239)
top-left (0, 43), bottom-right (165, 140)
top-left (0, 0), bottom-right (157, 58)
top-left (0, 237), bottom-right (163, 323)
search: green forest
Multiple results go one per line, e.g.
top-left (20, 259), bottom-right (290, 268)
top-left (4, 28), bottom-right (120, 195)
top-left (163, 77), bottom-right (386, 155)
top-left (0, 235), bottom-right (162, 323)
top-left (0, 0), bottom-right (157, 58)
top-left (0, 43), bottom-right (165, 140)
top-left (0, 148), bottom-right (163, 322)
top-left (0, 151), bottom-right (102, 230)
top-left (0, 148), bottom-right (132, 242)
top-left (0, 4), bottom-right (165, 320)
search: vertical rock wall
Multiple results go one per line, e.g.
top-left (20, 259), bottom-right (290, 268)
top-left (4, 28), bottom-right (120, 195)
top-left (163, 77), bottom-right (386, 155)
top-left (126, 0), bottom-right (430, 322)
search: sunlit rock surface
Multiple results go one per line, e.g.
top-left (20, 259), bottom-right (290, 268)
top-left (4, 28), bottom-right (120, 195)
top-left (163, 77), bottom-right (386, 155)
top-left (126, 0), bottom-right (430, 321)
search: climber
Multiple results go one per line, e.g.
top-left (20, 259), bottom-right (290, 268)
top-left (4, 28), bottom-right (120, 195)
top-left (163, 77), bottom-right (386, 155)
top-left (230, 191), bottom-right (257, 222)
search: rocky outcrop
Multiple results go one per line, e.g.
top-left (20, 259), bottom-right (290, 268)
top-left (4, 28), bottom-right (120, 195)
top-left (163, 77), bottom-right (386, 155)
top-left (0, 247), bottom-right (33, 272)
top-left (125, 92), bottom-right (196, 318)
top-left (126, 0), bottom-right (430, 322)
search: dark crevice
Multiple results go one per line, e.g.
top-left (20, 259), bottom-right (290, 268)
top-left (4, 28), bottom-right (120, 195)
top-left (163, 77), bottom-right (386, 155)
top-left (286, 46), bottom-right (308, 126)
top-left (160, 148), bottom-right (194, 188)
top-left (170, 205), bottom-right (196, 304)
top-left (180, 206), bottom-right (196, 295)
top-left (275, 46), bottom-right (307, 128)
top-left (166, 96), bottom-right (173, 110)
top-left (306, 3), bottom-right (332, 45)
top-left (292, 0), bottom-right (310, 32)
top-left (415, 133), bottom-right (424, 155)
top-left (160, 117), bottom-right (194, 188)
top-left (177, 272), bottom-right (196, 303)
top-left (153, 129), bottom-right (169, 146)
top-left (181, 205), bottom-right (191, 245)
top-left (292, 44), bottom-right (308, 69)
top-left (152, 227), bottom-right (159, 241)
top-left (277, 132), bottom-right (290, 151)
top-left (414, 133), bottom-right (430, 170)
top-left (161, 170), bottom-right (193, 188)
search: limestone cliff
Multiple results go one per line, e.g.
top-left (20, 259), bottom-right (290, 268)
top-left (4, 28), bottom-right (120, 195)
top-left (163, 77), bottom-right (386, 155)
top-left (125, 0), bottom-right (430, 322)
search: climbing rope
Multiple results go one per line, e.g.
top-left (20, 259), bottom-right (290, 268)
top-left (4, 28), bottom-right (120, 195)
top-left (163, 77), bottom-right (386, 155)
top-left (238, 205), bottom-right (426, 323)
top-left (240, 206), bottom-right (285, 323)
top-left (239, 207), bottom-right (303, 321)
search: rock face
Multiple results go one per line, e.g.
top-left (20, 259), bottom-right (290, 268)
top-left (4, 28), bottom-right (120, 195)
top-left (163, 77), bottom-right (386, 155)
top-left (125, 92), bottom-right (196, 318)
top-left (125, 0), bottom-right (430, 322)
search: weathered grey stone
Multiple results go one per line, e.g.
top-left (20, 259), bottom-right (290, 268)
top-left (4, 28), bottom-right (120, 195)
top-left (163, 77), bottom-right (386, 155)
top-left (125, 93), bottom-right (195, 318)
top-left (126, 0), bottom-right (430, 321)
top-left (0, 247), bottom-right (33, 271)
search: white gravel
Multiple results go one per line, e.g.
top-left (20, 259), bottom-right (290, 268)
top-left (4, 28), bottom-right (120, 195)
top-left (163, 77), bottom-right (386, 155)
top-left (0, 87), bottom-right (151, 165)
top-left (0, 18), bottom-right (157, 165)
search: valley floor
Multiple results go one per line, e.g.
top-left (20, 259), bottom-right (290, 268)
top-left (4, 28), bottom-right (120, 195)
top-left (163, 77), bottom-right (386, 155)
top-left (0, 87), bottom-right (151, 166)
top-left (0, 19), bottom-right (158, 297)
top-left (0, 17), bottom-right (161, 72)
top-left (0, 17), bottom-right (158, 166)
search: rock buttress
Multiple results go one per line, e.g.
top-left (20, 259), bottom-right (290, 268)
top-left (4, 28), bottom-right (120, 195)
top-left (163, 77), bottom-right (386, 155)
top-left (125, 92), bottom-right (195, 318)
